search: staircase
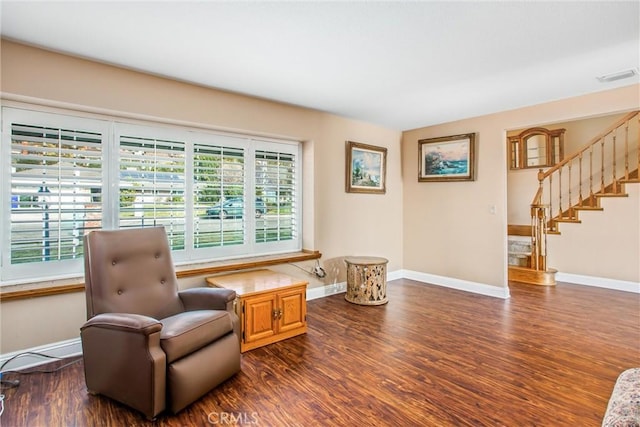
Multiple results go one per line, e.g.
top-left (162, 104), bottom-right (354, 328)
top-left (509, 111), bottom-right (640, 286)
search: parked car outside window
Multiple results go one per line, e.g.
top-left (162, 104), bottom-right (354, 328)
top-left (206, 198), bottom-right (266, 219)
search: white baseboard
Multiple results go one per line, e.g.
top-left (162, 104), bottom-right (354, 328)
top-left (307, 281), bottom-right (346, 300)
top-left (305, 270), bottom-right (639, 300)
top-left (556, 272), bottom-right (640, 293)
top-left (401, 269), bottom-right (511, 299)
top-left (387, 269), bottom-right (404, 282)
top-left (306, 269), bottom-right (510, 300)
top-left (306, 269), bottom-right (405, 300)
top-left (0, 337), bottom-right (82, 372)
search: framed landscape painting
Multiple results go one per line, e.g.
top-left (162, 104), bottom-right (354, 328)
top-left (418, 133), bottom-right (476, 182)
top-left (345, 141), bottom-right (387, 194)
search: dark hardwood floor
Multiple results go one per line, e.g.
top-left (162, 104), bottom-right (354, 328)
top-left (1, 279), bottom-right (638, 426)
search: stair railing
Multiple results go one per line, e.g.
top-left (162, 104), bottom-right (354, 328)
top-left (529, 110), bottom-right (639, 270)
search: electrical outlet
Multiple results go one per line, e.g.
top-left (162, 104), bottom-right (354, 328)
top-left (313, 266), bottom-right (326, 278)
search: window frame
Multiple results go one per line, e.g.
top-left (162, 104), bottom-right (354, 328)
top-left (1, 105), bottom-right (302, 284)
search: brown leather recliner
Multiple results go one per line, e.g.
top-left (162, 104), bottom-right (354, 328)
top-left (80, 227), bottom-right (241, 420)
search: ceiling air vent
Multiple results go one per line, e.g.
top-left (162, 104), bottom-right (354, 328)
top-left (596, 68), bottom-right (638, 83)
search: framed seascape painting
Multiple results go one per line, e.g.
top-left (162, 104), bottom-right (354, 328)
top-left (418, 133), bottom-right (476, 182)
top-left (345, 141), bottom-right (387, 194)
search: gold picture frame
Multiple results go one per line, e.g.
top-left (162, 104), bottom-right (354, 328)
top-left (418, 133), bottom-right (476, 182)
top-left (345, 141), bottom-right (387, 194)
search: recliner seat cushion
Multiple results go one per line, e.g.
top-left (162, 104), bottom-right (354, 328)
top-left (160, 310), bottom-right (233, 363)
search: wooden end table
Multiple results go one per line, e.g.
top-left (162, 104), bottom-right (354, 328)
top-left (344, 256), bottom-right (389, 305)
top-left (206, 269), bottom-right (307, 352)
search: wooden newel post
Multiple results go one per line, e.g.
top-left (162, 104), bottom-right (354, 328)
top-left (530, 203), bottom-right (548, 271)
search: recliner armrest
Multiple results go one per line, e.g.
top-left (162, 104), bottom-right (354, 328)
top-left (82, 313), bottom-right (162, 335)
top-left (80, 312), bottom-right (166, 419)
top-left (179, 287), bottom-right (236, 312)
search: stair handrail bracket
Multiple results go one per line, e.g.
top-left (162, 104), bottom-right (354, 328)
top-left (529, 110), bottom-right (639, 272)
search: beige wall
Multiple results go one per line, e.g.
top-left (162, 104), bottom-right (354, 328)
top-left (0, 40), bottom-right (402, 352)
top-left (402, 84), bottom-right (639, 288)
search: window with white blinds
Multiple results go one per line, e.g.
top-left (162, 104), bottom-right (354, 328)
top-left (1, 107), bottom-right (302, 283)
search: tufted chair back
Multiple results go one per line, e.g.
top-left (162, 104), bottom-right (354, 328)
top-left (84, 227), bottom-right (184, 320)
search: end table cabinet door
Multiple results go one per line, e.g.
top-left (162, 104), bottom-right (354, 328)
top-left (278, 287), bottom-right (306, 334)
top-left (242, 285), bottom-right (307, 348)
top-left (243, 293), bottom-right (277, 344)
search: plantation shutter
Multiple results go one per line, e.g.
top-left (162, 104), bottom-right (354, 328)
top-left (118, 135), bottom-right (186, 250)
top-left (255, 146), bottom-right (298, 245)
top-left (9, 123), bottom-right (103, 265)
top-left (193, 142), bottom-right (245, 249)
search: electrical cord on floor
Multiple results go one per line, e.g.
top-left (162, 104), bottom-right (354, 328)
top-left (0, 351), bottom-right (83, 390)
top-left (0, 370), bottom-right (20, 391)
top-left (0, 350), bottom-right (81, 372)
top-left (0, 351), bottom-right (83, 418)
top-left (0, 375), bottom-right (19, 391)
top-left (0, 351), bottom-right (62, 372)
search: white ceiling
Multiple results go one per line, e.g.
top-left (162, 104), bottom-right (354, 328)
top-left (1, 1), bottom-right (639, 130)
